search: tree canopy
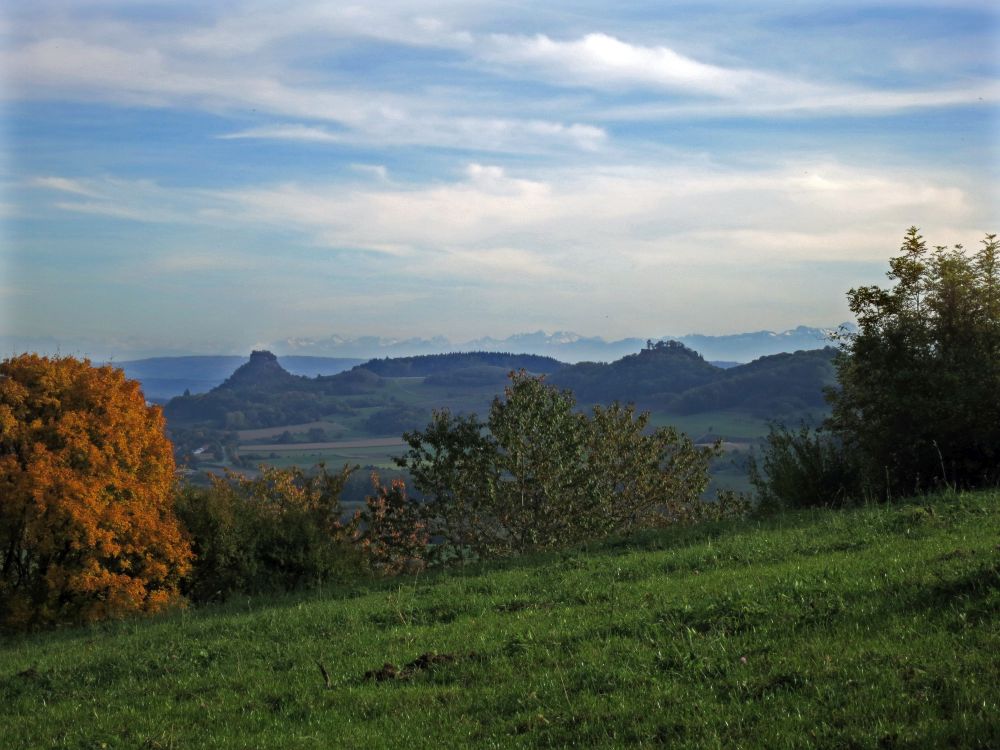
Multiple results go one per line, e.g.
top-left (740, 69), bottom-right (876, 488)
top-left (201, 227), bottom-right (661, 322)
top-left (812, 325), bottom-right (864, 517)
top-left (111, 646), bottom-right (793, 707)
top-left (828, 228), bottom-right (1000, 495)
top-left (753, 228), bottom-right (1000, 507)
top-left (396, 371), bottom-right (724, 560)
top-left (0, 354), bottom-right (191, 629)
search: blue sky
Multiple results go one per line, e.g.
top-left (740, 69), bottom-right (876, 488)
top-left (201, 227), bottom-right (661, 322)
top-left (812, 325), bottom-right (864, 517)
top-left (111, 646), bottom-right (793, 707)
top-left (2, 0), bottom-right (998, 358)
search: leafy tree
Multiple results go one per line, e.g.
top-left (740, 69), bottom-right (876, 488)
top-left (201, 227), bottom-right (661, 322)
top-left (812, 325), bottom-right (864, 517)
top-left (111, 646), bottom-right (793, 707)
top-left (828, 228), bottom-right (1000, 496)
top-left (397, 371), bottom-right (721, 559)
top-left (587, 403), bottom-right (719, 527)
top-left (0, 354), bottom-right (191, 629)
top-left (752, 229), bottom-right (1000, 507)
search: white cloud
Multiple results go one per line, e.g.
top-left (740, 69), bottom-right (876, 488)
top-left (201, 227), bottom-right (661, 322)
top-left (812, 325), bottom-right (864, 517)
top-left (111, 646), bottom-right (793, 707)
top-left (30, 176), bottom-right (104, 198)
top-left (350, 164), bottom-right (389, 181)
top-left (40, 159), bottom-right (972, 290)
top-left (601, 82), bottom-right (1000, 120)
top-left (480, 32), bottom-right (794, 99)
top-left (3, 31), bottom-right (606, 154)
top-left (4, 6), bottom-right (990, 165)
top-left (15, 157), bottom-right (996, 341)
top-left (34, 160), bottom-right (987, 271)
top-left (219, 125), bottom-right (345, 143)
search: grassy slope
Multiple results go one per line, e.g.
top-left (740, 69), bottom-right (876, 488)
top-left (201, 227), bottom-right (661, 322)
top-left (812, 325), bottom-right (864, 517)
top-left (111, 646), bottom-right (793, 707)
top-left (2, 492), bottom-right (998, 749)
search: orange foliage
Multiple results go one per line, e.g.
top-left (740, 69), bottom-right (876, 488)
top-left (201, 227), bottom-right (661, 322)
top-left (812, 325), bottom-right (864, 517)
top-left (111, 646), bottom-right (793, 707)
top-left (0, 354), bottom-right (191, 629)
top-left (361, 472), bottom-right (429, 575)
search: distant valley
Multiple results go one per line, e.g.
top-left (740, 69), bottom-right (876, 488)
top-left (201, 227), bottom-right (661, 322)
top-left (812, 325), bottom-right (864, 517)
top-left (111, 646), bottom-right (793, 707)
top-left (159, 344), bottom-right (837, 499)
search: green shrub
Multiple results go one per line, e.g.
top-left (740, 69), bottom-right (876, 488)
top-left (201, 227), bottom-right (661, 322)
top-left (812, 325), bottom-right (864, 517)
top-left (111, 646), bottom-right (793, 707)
top-left (397, 371), bottom-right (725, 559)
top-left (175, 464), bottom-right (364, 602)
top-left (748, 424), bottom-right (863, 510)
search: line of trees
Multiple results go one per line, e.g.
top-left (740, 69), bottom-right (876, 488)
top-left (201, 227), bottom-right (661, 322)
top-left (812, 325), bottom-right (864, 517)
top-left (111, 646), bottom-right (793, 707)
top-left (1, 358), bottom-right (732, 630)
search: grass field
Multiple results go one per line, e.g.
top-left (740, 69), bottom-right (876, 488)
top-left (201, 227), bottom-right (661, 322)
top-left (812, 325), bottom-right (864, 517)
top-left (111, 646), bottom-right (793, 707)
top-left (2, 490), bottom-right (997, 748)
top-left (241, 449), bottom-right (402, 471)
top-left (236, 421), bottom-right (343, 442)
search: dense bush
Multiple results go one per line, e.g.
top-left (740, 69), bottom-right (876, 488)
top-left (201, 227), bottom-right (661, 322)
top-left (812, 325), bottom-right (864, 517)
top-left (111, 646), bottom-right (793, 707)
top-left (748, 425), bottom-right (862, 510)
top-left (359, 472), bottom-right (429, 575)
top-left (397, 371), bottom-right (726, 560)
top-left (0, 354), bottom-right (191, 630)
top-left (175, 464), bottom-right (363, 602)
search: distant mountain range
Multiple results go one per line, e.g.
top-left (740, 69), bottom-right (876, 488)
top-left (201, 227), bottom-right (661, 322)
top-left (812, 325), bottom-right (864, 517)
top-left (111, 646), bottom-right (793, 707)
top-left (2, 324), bottom-right (853, 376)
top-left (267, 324), bottom-right (854, 364)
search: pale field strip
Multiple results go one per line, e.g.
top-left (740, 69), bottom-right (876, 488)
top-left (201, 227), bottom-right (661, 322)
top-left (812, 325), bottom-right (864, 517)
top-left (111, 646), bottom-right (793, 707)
top-left (240, 437), bottom-right (407, 452)
top-left (236, 421), bottom-right (337, 440)
top-left (243, 438), bottom-right (745, 453)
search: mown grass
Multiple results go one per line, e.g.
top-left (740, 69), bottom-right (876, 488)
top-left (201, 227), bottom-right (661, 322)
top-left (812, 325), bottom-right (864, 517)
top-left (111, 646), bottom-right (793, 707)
top-left (2, 491), bottom-right (998, 749)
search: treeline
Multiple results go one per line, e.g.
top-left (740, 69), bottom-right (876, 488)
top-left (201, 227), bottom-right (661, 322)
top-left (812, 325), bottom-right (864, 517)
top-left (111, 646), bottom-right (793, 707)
top-left (163, 352), bottom-right (561, 431)
top-left (164, 342), bottom-right (837, 435)
top-left (358, 351), bottom-right (564, 377)
top-left (0, 355), bottom-right (741, 630)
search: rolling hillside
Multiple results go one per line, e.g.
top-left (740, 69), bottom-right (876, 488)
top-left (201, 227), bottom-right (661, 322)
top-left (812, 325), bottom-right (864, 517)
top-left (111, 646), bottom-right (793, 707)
top-left (2, 490), bottom-right (996, 748)
top-left (164, 345), bottom-right (836, 432)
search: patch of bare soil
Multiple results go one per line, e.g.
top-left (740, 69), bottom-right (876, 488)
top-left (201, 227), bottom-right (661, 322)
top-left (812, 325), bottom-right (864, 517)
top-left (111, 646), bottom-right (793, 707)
top-left (363, 651), bottom-right (461, 682)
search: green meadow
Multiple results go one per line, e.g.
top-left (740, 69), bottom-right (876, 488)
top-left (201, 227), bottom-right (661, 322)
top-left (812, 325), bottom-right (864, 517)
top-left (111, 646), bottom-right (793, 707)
top-left (2, 490), bottom-right (997, 749)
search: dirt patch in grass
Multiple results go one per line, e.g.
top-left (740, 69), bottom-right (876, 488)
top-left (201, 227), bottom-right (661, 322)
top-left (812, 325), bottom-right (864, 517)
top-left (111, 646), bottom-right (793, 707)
top-left (363, 652), bottom-right (462, 682)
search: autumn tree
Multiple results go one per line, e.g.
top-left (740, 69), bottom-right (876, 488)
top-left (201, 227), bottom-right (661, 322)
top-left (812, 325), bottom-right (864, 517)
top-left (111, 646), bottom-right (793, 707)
top-left (0, 354), bottom-right (191, 629)
top-left (360, 472), bottom-right (429, 575)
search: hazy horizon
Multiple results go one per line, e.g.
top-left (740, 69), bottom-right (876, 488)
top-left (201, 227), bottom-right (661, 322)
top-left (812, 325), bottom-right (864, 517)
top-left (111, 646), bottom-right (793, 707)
top-left (3, 1), bottom-right (998, 350)
top-left (1, 323), bottom-right (851, 365)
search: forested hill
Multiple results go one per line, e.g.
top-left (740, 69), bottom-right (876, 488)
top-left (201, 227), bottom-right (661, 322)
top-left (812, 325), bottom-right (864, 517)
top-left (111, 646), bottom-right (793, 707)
top-left (115, 354), bottom-right (363, 401)
top-left (549, 342), bottom-right (837, 415)
top-left (549, 341), bottom-right (720, 403)
top-left (216, 350), bottom-right (306, 390)
top-left (163, 351), bottom-right (564, 429)
top-left (671, 347), bottom-right (837, 415)
top-left (357, 351), bottom-right (564, 377)
top-left (163, 345), bottom-right (837, 430)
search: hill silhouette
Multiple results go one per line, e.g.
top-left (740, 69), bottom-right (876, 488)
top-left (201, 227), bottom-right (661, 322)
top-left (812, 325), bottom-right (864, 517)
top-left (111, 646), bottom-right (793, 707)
top-left (164, 346), bottom-right (836, 431)
top-left (358, 351), bottom-right (564, 377)
top-left (218, 350), bottom-right (303, 390)
top-left (550, 342), bottom-right (836, 415)
top-left (549, 340), bottom-right (723, 404)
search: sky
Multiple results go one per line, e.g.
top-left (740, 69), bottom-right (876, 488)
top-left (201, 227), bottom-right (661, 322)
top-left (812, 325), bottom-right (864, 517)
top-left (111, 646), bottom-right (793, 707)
top-left (2, 0), bottom-right (998, 358)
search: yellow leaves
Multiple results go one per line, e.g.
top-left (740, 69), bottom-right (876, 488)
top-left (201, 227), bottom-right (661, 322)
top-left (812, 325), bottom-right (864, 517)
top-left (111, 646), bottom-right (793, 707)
top-left (0, 354), bottom-right (192, 630)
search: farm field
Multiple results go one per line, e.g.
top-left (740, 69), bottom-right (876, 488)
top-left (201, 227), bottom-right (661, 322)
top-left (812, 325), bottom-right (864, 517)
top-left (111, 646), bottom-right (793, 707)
top-left (239, 440), bottom-right (407, 471)
top-left (230, 401), bottom-right (789, 493)
top-left (242, 437), bottom-right (408, 452)
top-left (3, 490), bottom-right (996, 748)
top-left (236, 421), bottom-right (344, 441)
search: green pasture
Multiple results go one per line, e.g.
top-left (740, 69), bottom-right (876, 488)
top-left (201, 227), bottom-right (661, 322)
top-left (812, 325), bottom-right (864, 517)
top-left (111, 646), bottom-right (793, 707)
top-left (3, 490), bottom-right (997, 748)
